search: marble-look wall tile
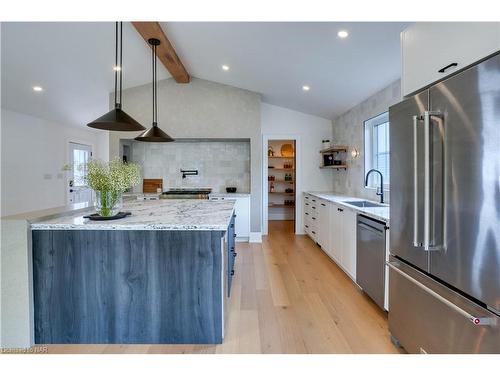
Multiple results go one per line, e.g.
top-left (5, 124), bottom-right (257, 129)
top-left (131, 141), bottom-right (251, 193)
top-left (331, 80), bottom-right (401, 202)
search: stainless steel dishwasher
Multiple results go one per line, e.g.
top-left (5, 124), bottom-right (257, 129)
top-left (356, 214), bottom-right (387, 309)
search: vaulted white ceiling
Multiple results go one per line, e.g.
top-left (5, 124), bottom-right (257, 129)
top-left (1, 22), bottom-right (409, 128)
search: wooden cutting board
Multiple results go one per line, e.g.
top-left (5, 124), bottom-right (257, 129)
top-left (143, 179), bottom-right (163, 193)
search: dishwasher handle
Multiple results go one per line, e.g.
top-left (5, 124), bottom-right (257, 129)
top-left (358, 221), bottom-right (385, 235)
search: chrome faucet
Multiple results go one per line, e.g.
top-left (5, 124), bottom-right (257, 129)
top-left (365, 169), bottom-right (384, 203)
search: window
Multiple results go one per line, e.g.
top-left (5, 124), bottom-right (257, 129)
top-left (364, 111), bottom-right (390, 189)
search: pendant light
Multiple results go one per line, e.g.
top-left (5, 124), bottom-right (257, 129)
top-left (134, 38), bottom-right (174, 142)
top-left (87, 22), bottom-right (145, 131)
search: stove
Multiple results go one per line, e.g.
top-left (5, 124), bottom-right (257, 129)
top-left (160, 188), bottom-right (212, 200)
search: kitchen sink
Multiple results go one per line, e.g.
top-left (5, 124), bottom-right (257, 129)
top-left (343, 200), bottom-right (386, 208)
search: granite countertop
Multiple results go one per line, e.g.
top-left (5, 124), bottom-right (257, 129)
top-left (305, 191), bottom-right (390, 224)
top-left (209, 192), bottom-right (251, 198)
top-left (30, 199), bottom-right (235, 231)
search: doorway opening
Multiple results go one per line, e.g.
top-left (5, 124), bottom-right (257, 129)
top-left (266, 139), bottom-right (296, 235)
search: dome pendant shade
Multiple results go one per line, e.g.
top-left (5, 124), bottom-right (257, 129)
top-left (134, 122), bottom-right (174, 142)
top-left (87, 22), bottom-right (145, 132)
top-left (87, 104), bottom-right (145, 131)
top-left (134, 38), bottom-right (175, 142)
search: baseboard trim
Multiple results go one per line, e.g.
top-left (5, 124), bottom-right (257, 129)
top-left (249, 232), bottom-right (262, 243)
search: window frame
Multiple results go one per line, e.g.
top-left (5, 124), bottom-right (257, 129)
top-left (363, 111), bottom-right (390, 191)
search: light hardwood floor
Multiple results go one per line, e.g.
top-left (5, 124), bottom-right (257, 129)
top-left (40, 220), bottom-right (402, 354)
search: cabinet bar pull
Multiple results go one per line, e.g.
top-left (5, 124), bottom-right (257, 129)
top-left (438, 62), bottom-right (458, 73)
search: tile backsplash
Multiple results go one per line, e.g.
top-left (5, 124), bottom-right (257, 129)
top-left (331, 80), bottom-right (401, 203)
top-left (130, 140), bottom-right (251, 193)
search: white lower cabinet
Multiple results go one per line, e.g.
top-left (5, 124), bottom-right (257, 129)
top-left (318, 199), bottom-right (330, 250)
top-left (329, 204), bottom-right (342, 263)
top-left (210, 195), bottom-right (250, 240)
top-left (341, 208), bottom-right (357, 280)
top-left (328, 203), bottom-right (357, 280)
top-left (303, 196), bottom-right (357, 282)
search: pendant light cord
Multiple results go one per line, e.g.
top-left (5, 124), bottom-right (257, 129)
top-left (151, 41), bottom-right (158, 126)
top-left (154, 42), bottom-right (158, 125)
top-left (119, 22), bottom-right (123, 107)
top-left (114, 22), bottom-right (118, 108)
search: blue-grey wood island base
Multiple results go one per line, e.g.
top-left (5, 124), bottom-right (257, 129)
top-left (30, 199), bottom-right (236, 345)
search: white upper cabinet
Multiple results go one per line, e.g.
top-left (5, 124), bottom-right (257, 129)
top-left (401, 22), bottom-right (500, 97)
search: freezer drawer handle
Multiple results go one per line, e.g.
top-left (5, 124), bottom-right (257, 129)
top-left (387, 261), bottom-right (497, 327)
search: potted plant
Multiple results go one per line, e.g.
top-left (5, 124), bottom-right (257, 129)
top-left (84, 158), bottom-right (141, 217)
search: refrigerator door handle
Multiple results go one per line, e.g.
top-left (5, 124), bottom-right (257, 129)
top-left (423, 110), bottom-right (444, 251)
top-left (413, 115), bottom-right (422, 247)
top-left (387, 261), bottom-right (497, 326)
top-left (423, 111), bottom-right (432, 250)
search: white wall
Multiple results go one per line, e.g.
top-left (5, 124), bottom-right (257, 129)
top-left (0, 108), bottom-right (108, 216)
top-left (261, 103), bottom-right (333, 234)
top-left (331, 80), bottom-right (401, 202)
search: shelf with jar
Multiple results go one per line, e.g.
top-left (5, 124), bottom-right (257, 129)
top-left (319, 144), bottom-right (349, 170)
top-left (268, 142), bottom-right (296, 211)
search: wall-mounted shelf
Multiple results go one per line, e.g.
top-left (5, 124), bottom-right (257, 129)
top-left (320, 146), bottom-right (348, 154)
top-left (320, 164), bottom-right (348, 170)
top-left (268, 179), bottom-right (294, 183)
top-left (320, 145), bottom-right (348, 169)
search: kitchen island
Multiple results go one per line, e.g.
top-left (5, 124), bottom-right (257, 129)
top-left (29, 199), bottom-right (236, 345)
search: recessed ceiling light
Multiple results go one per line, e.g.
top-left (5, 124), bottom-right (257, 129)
top-left (32, 86), bottom-right (43, 92)
top-left (113, 65), bottom-right (121, 71)
top-left (222, 64), bottom-right (230, 71)
top-left (302, 85), bottom-right (310, 92)
top-left (337, 30), bottom-right (349, 39)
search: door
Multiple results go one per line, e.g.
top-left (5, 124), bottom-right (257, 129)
top-left (68, 142), bottom-right (93, 204)
top-left (389, 91), bottom-right (430, 272)
top-left (428, 54), bottom-right (500, 311)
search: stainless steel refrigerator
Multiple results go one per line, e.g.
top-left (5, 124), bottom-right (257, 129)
top-left (388, 53), bottom-right (500, 353)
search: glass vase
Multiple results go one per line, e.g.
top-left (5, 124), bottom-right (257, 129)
top-left (95, 190), bottom-right (123, 217)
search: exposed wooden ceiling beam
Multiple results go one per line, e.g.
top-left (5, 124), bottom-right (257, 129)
top-left (132, 22), bottom-right (190, 84)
